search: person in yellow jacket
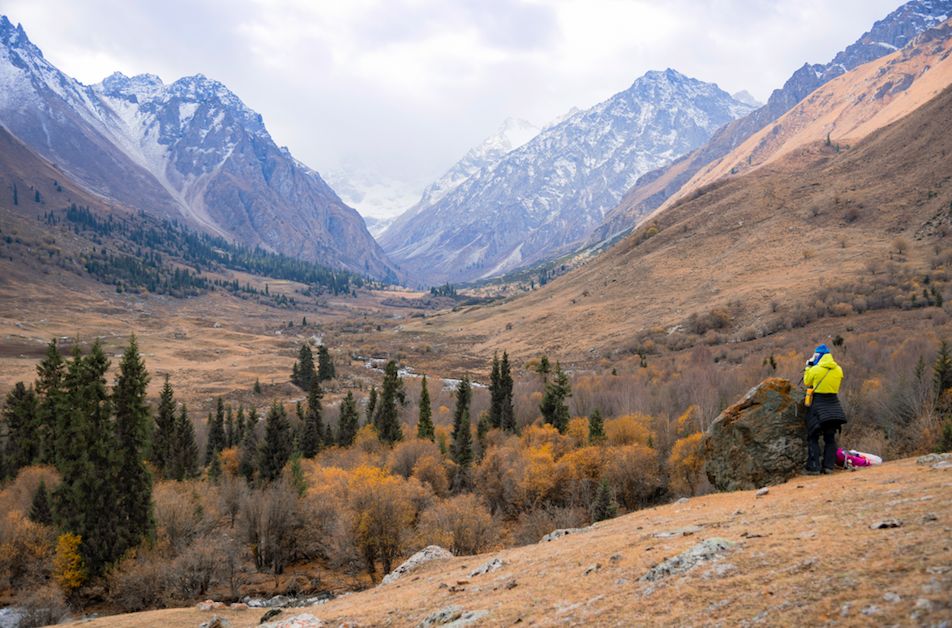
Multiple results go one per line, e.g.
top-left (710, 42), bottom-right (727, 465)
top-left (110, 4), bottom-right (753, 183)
top-left (804, 344), bottom-right (847, 474)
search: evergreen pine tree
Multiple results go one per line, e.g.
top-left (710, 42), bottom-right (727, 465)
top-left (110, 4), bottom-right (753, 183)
top-left (291, 344), bottom-right (316, 390)
top-left (589, 409), bottom-right (605, 444)
top-left (536, 355), bottom-right (551, 384)
top-left (225, 405), bottom-right (235, 448)
top-left (301, 379), bottom-right (324, 458)
top-left (259, 402), bottom-right (292, 483)
top-left (238, 407), bottom-right (259, 484)
top-left (540, 362), bottom-right (572, 433)
top-left (338, 392), bottom-right (359, 447)
top-left (499, 352), bottom-right (516, 433)
top-left (451, 376), bottom-right (472, 446)
top-left (934, 341), bottom-right (952, 408)
top-left (205, 397), bottom-right (226, 466)
top-left (377, 361), bottom-right (405, 445)
top-left (476, 412), bottom-right (490, 461)
top-left (451, 410), bottom-right (473, 492)
top-left (365, 386), bottom-right (378, 426)
top-left (2, 382), bottom-right (39, 476)
top-left (171, 404), bottom-right (199, 481)
top-left (34, 339), bottom-right (65, 464)
top-left (591, 479), bottom-right (618, 522)
top-left (112, 336), bottom-right (155, 556)
top-left (488, 353), bottom-right (503, 429)
top-left (29, 479), bottom-right (53, 525)
top-left (417, 375), bottom-right (434, 441)
top-left (317, 345), bottom-right (336, 382)
top-left (235, 405), bottom-right (246, 446)
top-left (152, 375), bottom-right (176, 478)
top-left (53, 341), bottom-right (121, 577)
top-left (208, 451), bottom-right (222, 483)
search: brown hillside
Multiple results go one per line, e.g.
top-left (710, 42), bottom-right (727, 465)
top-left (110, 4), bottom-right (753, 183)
top-left (396, 82), bottom-right (952, 363)
top-left (668, 20), bottom-right (952, 213)
top-left (69, 457), bottom-right (952, 626)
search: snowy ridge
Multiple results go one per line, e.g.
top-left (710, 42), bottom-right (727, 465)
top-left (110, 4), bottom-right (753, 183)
top-left (0, 14), bottom-right (398, 279)
top-left (380, 69), bottom-right (754, 285)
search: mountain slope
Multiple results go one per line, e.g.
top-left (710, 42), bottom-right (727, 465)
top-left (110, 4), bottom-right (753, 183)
top-left (68, 457), bottom-right (952, 626)
top-left (380, 118), bottom-right (540, 242)
top-left (678, 20), bottom-right (952, 198)
top-left (593, 0), bottom-right (952, 243)
top-left (381, 70), bottom-right (753, 285)
top-left (404, 75), bottom-right (952, 361)
top-left (0, 16), bottom-right (397, 281)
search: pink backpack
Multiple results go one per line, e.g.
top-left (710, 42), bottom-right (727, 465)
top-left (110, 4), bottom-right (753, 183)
top-left (836, 448), bottom-right (882, 469)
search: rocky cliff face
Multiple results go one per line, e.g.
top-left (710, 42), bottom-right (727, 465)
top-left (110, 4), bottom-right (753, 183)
top-left (593, 0), bottom-right (952, 244)
top-left (381, 70), bottom-right (753, 286)
top-left (0, 16), bottom-right (397, 280)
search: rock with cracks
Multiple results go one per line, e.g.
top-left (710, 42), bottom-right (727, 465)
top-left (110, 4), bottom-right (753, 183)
top-left (640, 538), bottom-right (736, 582)
top-left (703, 378), bottom-right (807, 491)
top-left (383, 545), bottom-right (454, 584)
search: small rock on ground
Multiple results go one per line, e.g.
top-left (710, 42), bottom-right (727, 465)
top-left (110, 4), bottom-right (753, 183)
top-left (260, 609), bottom-right (283, 623)
top-left (418, 606), bottom-right (489, 627)
top-left (583, 563), bottom-right (601, 575)
top-left (869, 519), bottom-right (903, 529)
top-left (259, 613), bottom-right (323, 628)
top-left (469, 557), bottom-right (504, 577)
top-left (199, 615), bottom-right (229, 628)
top-left (540, 527), bottom-right (591, 543)
top-left (883, 592), bottom-right (901, 603)
top-left (755, 487), bottom-right (769, 497)
top-left (640, 538), bottom-right (736, 582)
top-left (383, 546), bottom-right (454, 584)
top-left (916, 453), bottom-right (951, 465)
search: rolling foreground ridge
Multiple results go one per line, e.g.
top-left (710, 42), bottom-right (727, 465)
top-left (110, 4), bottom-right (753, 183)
top-left (69, 457), bottom-right (952, 626)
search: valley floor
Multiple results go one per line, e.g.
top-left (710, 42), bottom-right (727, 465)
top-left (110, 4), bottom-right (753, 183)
top-left (67, 456), bottom-right (952, 626)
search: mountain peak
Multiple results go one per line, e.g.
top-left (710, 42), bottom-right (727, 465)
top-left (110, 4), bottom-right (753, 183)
top-left (0, 14), bottom-right (42, 58)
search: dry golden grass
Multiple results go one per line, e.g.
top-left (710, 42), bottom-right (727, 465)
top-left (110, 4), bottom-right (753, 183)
top-left (67, 457), bottom-right (952, 626)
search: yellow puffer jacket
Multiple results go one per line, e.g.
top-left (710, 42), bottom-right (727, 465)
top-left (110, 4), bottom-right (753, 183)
top-left (804, 353), bottom-right (843, 394)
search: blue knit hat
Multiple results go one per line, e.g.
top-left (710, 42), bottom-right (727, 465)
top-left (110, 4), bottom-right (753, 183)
top-left (814, 344), bottom-right (830, 356)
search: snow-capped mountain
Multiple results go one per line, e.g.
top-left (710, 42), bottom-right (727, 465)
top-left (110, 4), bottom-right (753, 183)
top-left (0, 16), bottom-right (397, 280)
top-left (592, 0), bottom-right (952, 244)
top-left (416, 117), bottom-right (540, 210)
top-left (381, 117), bottom-right (540, 241)
top-left (380, 69), bottom-right (754, 285)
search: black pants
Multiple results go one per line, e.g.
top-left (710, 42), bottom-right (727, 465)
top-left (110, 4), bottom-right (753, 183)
top-left (807, 425), bottom-right (838, 471)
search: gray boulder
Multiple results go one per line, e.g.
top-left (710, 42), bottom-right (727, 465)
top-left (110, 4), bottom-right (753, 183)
top-left (703, 378), bottom-right (807, 491)
top-left (382, 546), bottom-right (453, 585)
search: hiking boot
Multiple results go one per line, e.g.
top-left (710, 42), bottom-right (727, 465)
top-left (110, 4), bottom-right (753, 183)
top-left (803, 468), bottom-right (820, 476)
top-left (821, 468), bottom-right (835, 475)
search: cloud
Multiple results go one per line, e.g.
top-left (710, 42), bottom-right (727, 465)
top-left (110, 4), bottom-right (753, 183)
top-left (0, 0), bottom-right (902, 216)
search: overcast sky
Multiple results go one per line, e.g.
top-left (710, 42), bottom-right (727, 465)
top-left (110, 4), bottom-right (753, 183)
top-left (1, 0), bottom-right (901, 216)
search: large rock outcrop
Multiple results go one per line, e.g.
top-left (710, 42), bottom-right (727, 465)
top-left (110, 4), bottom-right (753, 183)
top-left (704, 378), bottom-right (807, 491)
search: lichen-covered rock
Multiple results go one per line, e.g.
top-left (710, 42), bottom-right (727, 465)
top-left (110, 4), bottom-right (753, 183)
top-left (382, 546), bottom-right (454, 585)
top-left (703, 378), bottom-right (807, 491)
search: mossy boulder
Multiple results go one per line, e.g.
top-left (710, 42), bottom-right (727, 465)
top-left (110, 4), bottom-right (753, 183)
top-left (704, 378), bottom-right (807, 491)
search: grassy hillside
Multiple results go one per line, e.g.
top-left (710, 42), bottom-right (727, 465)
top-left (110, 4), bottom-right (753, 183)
top-left (398, 82), bottom-right (952, 366)
top-left (66, 456), bottom-right (952, 626)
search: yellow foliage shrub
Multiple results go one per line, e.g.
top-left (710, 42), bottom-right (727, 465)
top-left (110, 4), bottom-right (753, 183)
top-left (412, 455), bottom-right (449, 497)
top-left (219, 447), bottom-right (240, 477)
top-left (604, 414), bottom-right (654, 447)
top-left (521, 444), bottom-right (557, 506)
top-left (418, 494), bottom-right (496, 555)
top-left (602, 444), bottom-right (662, 510)
top-left (565, 417), bottom-right (589, 449)
top-left (53, 532), bottom-right (86, 594)
top-left (668, 432), bottom-right (705, 496)
top-left (520, 424), bottom-right (571, 459)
